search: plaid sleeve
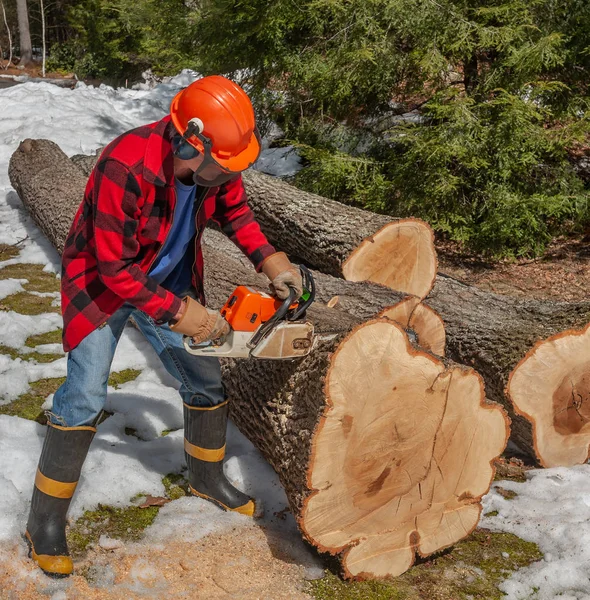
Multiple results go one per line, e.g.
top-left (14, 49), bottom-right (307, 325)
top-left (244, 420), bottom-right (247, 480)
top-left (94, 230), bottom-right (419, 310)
top-left (92, 159), bottom-right (182, 322)
top-left (212, 174), bottom-right (275, 270)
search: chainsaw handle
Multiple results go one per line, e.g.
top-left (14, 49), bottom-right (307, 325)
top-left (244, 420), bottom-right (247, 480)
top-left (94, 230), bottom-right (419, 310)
top-left (248, 287), bottom-right (296, 349)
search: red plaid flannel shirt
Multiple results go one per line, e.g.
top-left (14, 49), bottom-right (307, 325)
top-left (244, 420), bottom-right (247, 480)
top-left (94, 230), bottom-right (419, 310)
top-left (61, 115), bottom-right (275, 351)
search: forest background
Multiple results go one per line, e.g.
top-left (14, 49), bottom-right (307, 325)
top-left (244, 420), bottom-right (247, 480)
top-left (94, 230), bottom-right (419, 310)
top-left (1, 0), bottom-right (589, 258)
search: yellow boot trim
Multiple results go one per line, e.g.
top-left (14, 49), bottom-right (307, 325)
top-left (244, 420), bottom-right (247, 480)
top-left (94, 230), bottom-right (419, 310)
top-left (183, 399), bottom-right (229, 411)
top-left (25, 531), bottom-right (73, 577)
top-left (34, 469), bottom-right (78, 499)
top-left (189, 485), bottom-right (256, 517)
top-left (48, 423), bottom-right (96, 433)
top-left (184, 439), bottom-right (225, 462)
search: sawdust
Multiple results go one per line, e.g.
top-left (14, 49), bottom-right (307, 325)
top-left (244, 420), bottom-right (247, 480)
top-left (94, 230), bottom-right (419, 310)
top-left (0, 525), bottom-right (313, 599)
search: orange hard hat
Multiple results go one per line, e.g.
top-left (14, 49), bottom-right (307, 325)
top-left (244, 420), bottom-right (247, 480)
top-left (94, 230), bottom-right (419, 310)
top-left (169, 75), bottom-right (260, 173)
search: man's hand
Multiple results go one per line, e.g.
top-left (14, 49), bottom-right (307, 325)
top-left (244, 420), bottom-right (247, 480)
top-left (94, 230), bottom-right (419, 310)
top-left (170, 297), bottom-right (231, 344)
top-left (261, 252), bottom-right (303, 300)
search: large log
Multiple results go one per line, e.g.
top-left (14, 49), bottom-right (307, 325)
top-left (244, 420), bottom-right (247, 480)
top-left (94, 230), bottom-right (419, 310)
top-left (8, 139), bottom-right (510, 580)
top-left (240, 170), bottom-right (438, 299)
top-left (13, 140), bottom-right (590, 467)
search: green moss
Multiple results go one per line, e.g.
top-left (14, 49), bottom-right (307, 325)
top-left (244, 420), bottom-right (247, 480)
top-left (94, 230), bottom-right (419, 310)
top-left (25, 329), bottom-right (63, 347)
top-left (162, 472), bottom-right (189, 500)
top-left (0, 344), bottom-right (63, 364)
top-left (485, 511), bottom-right (499, 517)
top-left (108, 368), bottom-right (142, 389)
top-left (69, 474), bottom-right (190, 559)
top-left (0, 377), bottom-right (66, 423)
top-left (0, 263), bottom-right (60, 293)
top-left (309, 529), bottom-right (542, 600)
top-left (67, 504), bottom-right (160, 557)
top-left (0, 244), bottom-right (20, 262)
top-left (0, 291), bottom-right (60, 315)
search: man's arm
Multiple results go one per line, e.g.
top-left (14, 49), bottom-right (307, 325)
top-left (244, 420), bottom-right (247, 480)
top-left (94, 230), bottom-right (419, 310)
top-left (212, 174), bottom-right (303, 298)
top-left (92, 158), bottom-right (182, 322)
top-left (211, 174), bottom-right (275, 270)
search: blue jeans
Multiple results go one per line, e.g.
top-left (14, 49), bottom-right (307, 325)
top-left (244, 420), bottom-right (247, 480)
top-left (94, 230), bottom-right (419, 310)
top-left (50, 305), bottom-right (225, 427)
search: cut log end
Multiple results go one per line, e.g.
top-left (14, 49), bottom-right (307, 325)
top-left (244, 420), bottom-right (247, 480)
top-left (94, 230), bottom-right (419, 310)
top-left (300, 319), bottom-right (509, 580)
top-left (380, 296), bottom-right (446, 357)
top-left (508, 322), bottom-right (590, 467)
top-left (341, 219), bottom-right (437, 299)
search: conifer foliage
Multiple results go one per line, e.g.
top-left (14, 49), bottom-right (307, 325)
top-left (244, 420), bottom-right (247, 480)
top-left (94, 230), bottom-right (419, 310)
top-left (194, 0), bottom-right (590, 256)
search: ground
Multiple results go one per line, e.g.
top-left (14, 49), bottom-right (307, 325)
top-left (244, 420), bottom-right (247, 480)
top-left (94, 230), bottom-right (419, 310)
top-left (437, 233), bottom-right (590, 302)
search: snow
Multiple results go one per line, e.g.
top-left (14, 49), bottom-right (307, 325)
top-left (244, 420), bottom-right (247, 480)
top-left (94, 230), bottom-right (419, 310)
top-left (482, 468), bottom-right (590, 599)
top-left (3, 72), bottom-right (586, 597)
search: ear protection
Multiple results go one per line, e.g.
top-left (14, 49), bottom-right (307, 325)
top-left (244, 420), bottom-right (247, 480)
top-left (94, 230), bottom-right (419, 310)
top-left (172, 134), bottom-right (199, 160)
top-left (172, 117), bottom-right (205, 160)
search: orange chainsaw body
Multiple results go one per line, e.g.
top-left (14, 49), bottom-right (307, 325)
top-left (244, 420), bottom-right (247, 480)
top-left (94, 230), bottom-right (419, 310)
top-left (220, 286), bottom-right (287, 333)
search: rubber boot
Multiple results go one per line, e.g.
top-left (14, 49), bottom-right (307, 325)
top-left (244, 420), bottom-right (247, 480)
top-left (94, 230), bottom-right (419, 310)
top-left (25, 423), bottom-right (96, 578)
top-left (184, 400), bottom-right (255, 516)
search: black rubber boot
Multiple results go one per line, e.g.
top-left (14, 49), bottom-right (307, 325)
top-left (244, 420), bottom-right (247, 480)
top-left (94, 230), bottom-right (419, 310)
top-left (25, 423), bottom-right (96, 578)
top-left (184, 400), bottom-right (255, 516)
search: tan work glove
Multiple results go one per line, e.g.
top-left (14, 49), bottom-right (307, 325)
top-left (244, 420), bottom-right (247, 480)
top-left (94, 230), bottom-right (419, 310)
top-left (170, 297), bottom-right (231, 344)
top-left (261, 252), bottom-right (303, 300)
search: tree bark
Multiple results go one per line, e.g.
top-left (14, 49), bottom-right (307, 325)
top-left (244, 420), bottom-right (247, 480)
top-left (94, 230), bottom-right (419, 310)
top-left (240, 170), bottom-right (438, 299)
top-left (16, 0), bottom-right (32, 66)
top-left (8, 139), bottom-right (511, 580)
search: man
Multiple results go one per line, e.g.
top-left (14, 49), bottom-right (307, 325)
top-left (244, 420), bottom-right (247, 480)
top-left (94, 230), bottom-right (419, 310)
top-left (24, 75), bottom-right (303, 578)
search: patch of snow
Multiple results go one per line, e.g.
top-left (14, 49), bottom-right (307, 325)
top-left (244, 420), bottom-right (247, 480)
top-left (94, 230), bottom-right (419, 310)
top-left (0, 278), bottom-right (26, 300)
top-left (482, 467), bottom-right (590, 599)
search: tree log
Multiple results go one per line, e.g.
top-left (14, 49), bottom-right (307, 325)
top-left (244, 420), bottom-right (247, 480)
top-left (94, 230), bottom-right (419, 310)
top-left (8, 139), bottom-right (511, 579)
top-left (13, 140), bottom-right (590, 467)
top-left (240, 170), bottom-right (438, 299)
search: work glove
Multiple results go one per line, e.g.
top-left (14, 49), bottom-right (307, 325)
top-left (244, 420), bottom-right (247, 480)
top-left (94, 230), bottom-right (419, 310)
top-left (261, 252), bottom-right (303, 300)
top-left (170, 297), bottom-right (231, 345)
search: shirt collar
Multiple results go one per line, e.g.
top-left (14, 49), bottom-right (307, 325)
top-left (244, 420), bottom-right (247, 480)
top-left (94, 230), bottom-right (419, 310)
top-left (143, 115), bottom-right (176, 187)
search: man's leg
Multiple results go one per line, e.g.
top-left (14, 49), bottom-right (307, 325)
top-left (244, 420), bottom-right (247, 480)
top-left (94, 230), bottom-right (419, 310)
top-left (26, 306), bottom-right (133, 578)
top-left (132, 309), bottom-right (255, 516)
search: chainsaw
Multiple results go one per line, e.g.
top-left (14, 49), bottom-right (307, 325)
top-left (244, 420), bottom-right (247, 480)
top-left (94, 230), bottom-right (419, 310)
top-left (183, 266), bottom-right (316, 360)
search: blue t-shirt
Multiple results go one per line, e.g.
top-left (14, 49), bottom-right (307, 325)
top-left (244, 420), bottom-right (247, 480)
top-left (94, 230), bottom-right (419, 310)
top-left (149, 178), bottom-right (200, 295)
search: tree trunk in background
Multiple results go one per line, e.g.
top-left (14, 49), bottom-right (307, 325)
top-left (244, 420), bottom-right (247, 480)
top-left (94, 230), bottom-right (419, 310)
top-left (40, 0), bottom-right (46, 76)
top-left (16, 0), bottom-right (32, 66)
top-left (1, 0), bottom-right (13, 68)
top-left (241, 170), bottom-right (438, 299)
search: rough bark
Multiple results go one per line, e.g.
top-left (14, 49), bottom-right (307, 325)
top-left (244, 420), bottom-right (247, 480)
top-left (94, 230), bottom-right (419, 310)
top-left (9, 139), bottom-right (88, 254)
top-left (9, 140), bottom-right (511, 579)
top-left (241, 170), bottom-right (438, 299)
top-left (16, 0), bottom-right (32, 66)
top-left (427, 276), bottom-right (590, 464)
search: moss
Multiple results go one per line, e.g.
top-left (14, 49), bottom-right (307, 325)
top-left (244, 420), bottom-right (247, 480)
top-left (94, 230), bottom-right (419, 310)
top-left (69, 474), bottom-right (189, 559)
top-left (0, 291), bottom-right (60, 315)
top-left (162, 472), bottom-right (189, 500)
top-left (0, 244), bottom-right (20, 262)
top-left (67, 504), bottom-right (160, 557)
top-left (0, 377), bottom-right (66, 423)
top-left (485, 511), bottom-right (499, 517)
top-left (0, 368), bottom-right (139, 423)
top-left (0, 263), bottom-right (60, 293)
top-left (0, 344), bottom-right (63, 364)
top-left (25, 329), bottom-right (63, 347)
top-left (108, 368), bottom-right (142, 389)
top-left (308, 529), bottom-right (542, 600)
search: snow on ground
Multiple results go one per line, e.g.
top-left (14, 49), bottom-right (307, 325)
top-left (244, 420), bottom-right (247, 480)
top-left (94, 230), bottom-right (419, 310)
top-left (3, 72), bottom-right (590, 598)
